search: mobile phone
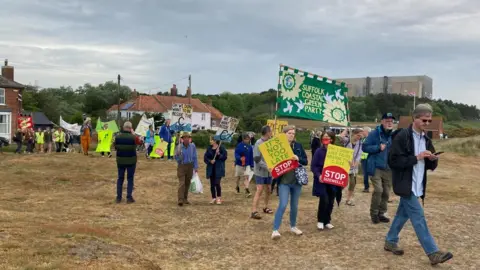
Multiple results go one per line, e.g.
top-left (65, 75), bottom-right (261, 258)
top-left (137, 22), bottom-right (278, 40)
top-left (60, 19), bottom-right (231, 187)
top-left (433, 151), bottom-right (444, 156)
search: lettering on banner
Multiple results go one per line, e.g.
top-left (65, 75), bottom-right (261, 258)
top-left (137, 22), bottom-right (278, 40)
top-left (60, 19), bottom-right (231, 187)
top-left (300, 84), bottom-right (326, 114)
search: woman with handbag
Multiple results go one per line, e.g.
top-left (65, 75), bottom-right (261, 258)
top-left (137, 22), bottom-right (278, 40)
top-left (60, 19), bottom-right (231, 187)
top-left (271, 125), bottom-right (308, 240)
top-left (311, 131), bottom-right (341, 230)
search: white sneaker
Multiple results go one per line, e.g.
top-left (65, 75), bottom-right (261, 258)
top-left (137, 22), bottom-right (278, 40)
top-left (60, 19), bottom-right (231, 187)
top-left (325, 223), bottom-right (334, 229)
top-left (271, 230), bottom-right (281, 240)
top-left (317, 222), bottom-right (324, 230)
top-left (290, 227), bottom-right (303, 235)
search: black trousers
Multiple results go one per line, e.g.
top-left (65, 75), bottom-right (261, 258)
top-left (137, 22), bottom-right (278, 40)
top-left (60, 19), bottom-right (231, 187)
top-left (317, 186), bottom-right (335, 224)
top-left (210, 175), bottom-right (222, 199)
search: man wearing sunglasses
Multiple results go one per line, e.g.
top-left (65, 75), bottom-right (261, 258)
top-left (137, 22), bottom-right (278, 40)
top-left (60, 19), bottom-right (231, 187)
top-left (385, 104), bottom-right (453, 265)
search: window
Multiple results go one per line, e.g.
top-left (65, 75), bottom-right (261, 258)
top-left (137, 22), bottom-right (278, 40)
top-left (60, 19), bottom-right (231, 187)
top-left (201, 113), bottom-right (206, 121)
top-left (0, 88), bottom-right (5, 104)
top-left (0, 113), bottom-right (11, 136)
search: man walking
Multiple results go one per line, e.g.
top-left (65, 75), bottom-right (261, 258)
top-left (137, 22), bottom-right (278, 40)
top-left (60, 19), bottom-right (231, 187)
top-left (385, 104), bottom-right (453, 265)
top-left (250, 126), bottom-right (274, 219)
top-left (160, 117), bottom-right (174, 160)
top-left (175, 132), bottom-right (198, 206)
top-left (362, 113), bottom-right (395, 224)
top-left (114, 121), bottom-right (142, 203)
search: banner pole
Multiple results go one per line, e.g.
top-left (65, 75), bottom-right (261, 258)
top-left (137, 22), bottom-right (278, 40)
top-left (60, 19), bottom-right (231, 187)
top-left (273, 64), bottom-right (282, 136)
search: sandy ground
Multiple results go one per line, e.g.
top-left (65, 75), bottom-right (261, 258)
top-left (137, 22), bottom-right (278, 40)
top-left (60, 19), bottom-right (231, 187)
top-left (0, 150), bottom-right (478, 270)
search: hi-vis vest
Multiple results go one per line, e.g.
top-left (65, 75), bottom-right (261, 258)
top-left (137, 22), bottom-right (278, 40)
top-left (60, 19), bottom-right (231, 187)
top-left (35, 132), bottom-right (44, 144)
top-left (361, 138), bottom-right (368, 160)
top-left (54, 131), bottom-right (65, 142)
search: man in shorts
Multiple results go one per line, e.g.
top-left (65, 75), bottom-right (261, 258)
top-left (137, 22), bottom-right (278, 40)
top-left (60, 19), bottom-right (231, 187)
top-left (250, 125), bottom-right (273, 219)
top-left (234, 133), bottom-right (254, 197)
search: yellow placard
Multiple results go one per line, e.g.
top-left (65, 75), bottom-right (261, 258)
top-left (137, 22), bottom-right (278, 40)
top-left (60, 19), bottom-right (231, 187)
top-left (258, 133), bottom-right (295, 170)
top-left (267, 119), bottom-right (288, 135)
top-left (150, 135), bottom-right (168, 158)
top-left (323, 144), bottom-right (354, 171)
top-left (96, 129), bottom-right (113, 152)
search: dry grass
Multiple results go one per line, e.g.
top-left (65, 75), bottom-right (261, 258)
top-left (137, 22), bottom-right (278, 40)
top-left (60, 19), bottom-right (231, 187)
top-left (0, 150), bottom-right (479, 270)
top-left (436, 136), bottom-right (480, 156)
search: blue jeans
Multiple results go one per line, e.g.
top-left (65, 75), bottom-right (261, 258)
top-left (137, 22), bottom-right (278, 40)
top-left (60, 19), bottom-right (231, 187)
top-left (361, 159), bottom-right (369, 190)
top-left (386, 194), bottom-right (439, 255)
top-left (273, 183), bottom-right (302, 231)
top-left (117, 165), bottom-right (136, 199)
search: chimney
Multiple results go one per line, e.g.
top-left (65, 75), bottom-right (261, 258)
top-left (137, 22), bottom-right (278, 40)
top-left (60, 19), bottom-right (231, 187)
top-left (170, 84), bottom-right (177, 96)
top-left (1, 59), bottom-right (14, 81)
top-left (186, 86), bottom-right (192, 104)
top-left (131, 88), bottom-right (137, 99)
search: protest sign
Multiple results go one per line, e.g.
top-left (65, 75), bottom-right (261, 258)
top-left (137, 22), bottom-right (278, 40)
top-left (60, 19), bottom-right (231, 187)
top-left (60, 116), bottom-right (81, 135)
top-left (214, 116), bottom-right (239, 143)
top-left (95, 119), bottom-right (119, 133)
top-left (266, 119), bottom-right (288, 135)
top-left (258, 133), bottom-right (299, 178)
top-left (170, 103), bottom-right (193, 132)
top-left (321, 144), bottom-right (354, 187)
top-left (135, 114), bottom-right (155, 137)
top-left (96, 129), bottom-right (113, 152)
top-left (150, 135), bottom-right (168, 158)
top-left (18, 115), bottom-right (33, 130)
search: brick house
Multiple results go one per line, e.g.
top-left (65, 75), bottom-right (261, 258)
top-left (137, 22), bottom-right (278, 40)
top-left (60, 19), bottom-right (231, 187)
top-left (0, 60), bottom-right (24, 141)
top-left (108, 85), bottom-right (223, 130)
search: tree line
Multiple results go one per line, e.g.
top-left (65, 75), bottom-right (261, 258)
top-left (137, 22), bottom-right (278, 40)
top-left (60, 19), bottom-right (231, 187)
top-left (21, 81), bottom-right (480, 133)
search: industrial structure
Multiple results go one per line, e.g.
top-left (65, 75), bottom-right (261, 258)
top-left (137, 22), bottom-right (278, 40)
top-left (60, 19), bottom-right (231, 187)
top-left (336, 75), bottom-right (433, 99)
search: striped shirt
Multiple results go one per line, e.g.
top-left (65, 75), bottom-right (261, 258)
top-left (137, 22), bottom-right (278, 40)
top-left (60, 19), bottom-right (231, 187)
top-left (175, 143), bottom-right (198, 170)
top-left (115, 131), bottom-right (141, 166)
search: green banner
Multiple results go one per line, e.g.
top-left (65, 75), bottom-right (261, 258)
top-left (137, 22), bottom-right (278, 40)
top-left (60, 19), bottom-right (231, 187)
top-left (95, 119), bottom-right (120, 133)
top-left (276, 66), bottom-right (350, 126)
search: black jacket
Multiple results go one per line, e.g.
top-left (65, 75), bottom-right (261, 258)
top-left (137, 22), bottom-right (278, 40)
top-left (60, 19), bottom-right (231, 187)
top-left (388, 125), bottom-right (438, 200)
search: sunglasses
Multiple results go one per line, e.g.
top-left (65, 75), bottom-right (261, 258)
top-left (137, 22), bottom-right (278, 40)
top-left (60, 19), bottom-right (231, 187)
top-left (421, 119), bottom-right (432, 123)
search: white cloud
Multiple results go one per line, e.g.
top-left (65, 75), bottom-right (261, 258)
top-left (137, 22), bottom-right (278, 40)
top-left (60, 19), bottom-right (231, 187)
top-left (0, 0), bottom-right (478, 107)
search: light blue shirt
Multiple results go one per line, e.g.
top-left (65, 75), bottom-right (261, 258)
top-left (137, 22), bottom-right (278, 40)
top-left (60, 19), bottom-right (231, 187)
top-left (412, 130), bottom-right (426, 197)
top-left (175, 143), bottom-right (198, 170)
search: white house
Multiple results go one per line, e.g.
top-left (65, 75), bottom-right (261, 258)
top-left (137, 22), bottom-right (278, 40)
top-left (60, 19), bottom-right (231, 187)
top-left (108, 86), bottom-right (223, 130)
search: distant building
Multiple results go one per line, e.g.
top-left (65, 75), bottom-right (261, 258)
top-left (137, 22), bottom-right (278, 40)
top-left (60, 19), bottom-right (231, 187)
top-left (336, 75), bottom-right (433, 99)
top-left (108, 85), bottom-right (223, 130)
top-left (0, 59), bottom-right (25, 141)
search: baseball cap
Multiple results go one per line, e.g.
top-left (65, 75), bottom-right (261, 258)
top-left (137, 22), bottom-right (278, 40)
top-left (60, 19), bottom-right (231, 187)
top-left (382, 113), bottom-right (395, 120)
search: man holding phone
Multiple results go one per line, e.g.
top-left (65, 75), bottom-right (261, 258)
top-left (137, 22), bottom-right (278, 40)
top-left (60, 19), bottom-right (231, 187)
top-left (385, 104), bottom-right (452, 265)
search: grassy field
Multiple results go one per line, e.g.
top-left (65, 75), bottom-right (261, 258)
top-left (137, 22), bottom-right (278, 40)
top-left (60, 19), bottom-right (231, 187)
top-left (0, 147), bottom-right (479, 269)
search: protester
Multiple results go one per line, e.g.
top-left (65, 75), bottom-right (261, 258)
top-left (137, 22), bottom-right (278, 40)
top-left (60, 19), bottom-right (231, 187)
top-left (145, 125), bottom-right (155, 158)
top-left (160, 117), bottom-right (174, 160)
top-left (362, 113), bottom-right (395, 224)
top-left (81, 117), bottom-right (92, 155)
top-left (385, 104), bottom-right (453, 265)
top-left (338, 128), bottom-right (364, 206)
top-left (13, 129), bottom-right (23, 154)
top-left (34, 128), bottom-right (44, 153)
top-left (271, 125), bottom-right (308, 240)
top-left (250, 125), bottom-right (274, 220)
top-left (25, 128), bottom-right (35, 154)
top-left (361, 127), bottom-right (372, 192)
top-left (43, 127), bottom-right (53, 153)
top-left (114, 121), bottom-right (142, 203)
top-left (174, 132), bottom-right (198, 206)
top-left (311, 130), bottom-right (322, 156)
top-left (311, 131), bottom-right (341, 230)
top-left (234, 133), bottom-right (254, 196)
top-left (204, 137), bottom-right (228, 204)
top-left (54, 127), bottom-right (65, 153)
top-left (100, 123), bottom-right (112, 157)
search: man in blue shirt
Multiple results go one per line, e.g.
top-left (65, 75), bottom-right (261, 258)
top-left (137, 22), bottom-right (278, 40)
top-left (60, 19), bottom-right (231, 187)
top-left (385, 104), bottom-right (452, 265)
top-left (174, 132), bottom-right (198, 206)
top-left (159, 117), bottom-right (174, 160)
top-left (362, 113), bottom-right (395, 224)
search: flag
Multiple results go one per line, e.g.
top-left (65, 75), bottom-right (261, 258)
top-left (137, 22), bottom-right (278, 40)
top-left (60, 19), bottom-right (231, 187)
top-left (408, 91), bottom-right (416, 97)
top-left (276, 65), bottom-right (349, 126)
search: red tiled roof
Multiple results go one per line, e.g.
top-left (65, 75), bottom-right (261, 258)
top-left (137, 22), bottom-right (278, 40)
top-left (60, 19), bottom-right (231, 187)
top-left (108, 95), bottom-right (223, 120)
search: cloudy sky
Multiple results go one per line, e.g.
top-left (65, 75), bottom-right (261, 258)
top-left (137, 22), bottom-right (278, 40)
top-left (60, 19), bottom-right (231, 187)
top-left (1, 0), bottom-right (479, 106)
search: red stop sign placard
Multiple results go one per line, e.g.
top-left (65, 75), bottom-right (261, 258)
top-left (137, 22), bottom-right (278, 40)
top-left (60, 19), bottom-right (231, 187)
top-left (321, 165), bottom-right (348, 188)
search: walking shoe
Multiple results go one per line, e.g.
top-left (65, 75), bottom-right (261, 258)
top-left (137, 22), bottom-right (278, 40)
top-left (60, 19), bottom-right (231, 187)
top-left (325, 224), bottom-right (334, 229)
top-left (245, 189), bottom-right (251, 198)
top-left (216, 198), bottom-right (222, 205)
top-left (108, 154), bottom-right (112, 158)
top-left (384, 241), bottom-right (404, 255)
top-left (428, 251), bottom-right (453, 265)
top-left (379, 215), bottom-right (390, 223)
top-left (115, 198), bottom-right (122, 204)
top-left (271, 230), bottom-right (281, 240)
top-left (362, 189), bottom-right (369, 193)
top-left (184, 201), bottom-right (191, 205)
top-left (210, 199), bottom-right (216, 204)
top-left (236, 186), bottom-right (240, 193)
top-left (126, 198), bottom-right (135, 204)
top-left (317, 222), bottom-right (324, 230)
top-left (372, 216), bottom-right (380, 224)
top-left (290, 227), bottom-right (303, 235)
top-left (178, 202), bottom-right (183, 207)
top-left (250, 212), bottom-right (261, 219)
